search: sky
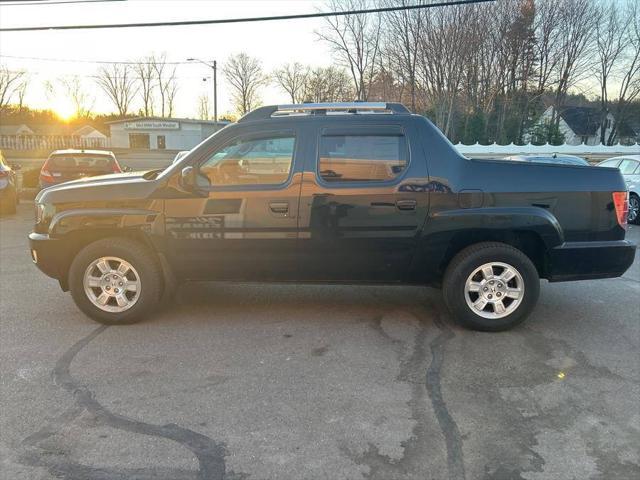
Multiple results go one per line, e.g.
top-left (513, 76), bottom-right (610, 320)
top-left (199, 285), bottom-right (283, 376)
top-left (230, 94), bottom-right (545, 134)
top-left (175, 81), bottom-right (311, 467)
top-left (0, 0), bottom-right (336, 119)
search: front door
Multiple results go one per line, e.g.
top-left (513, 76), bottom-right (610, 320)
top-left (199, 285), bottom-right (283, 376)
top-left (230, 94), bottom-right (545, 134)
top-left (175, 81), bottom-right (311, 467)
top-left (164, 127), bottom-right (302, 281)
top-left (297, 123), bottom-right (429, 282)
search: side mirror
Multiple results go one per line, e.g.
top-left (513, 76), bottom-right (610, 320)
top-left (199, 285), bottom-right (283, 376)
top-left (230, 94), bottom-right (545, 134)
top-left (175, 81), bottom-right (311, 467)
top-left (122, 165), bottom-right (132, 172)
top-left (180, 165), bottom-right (196, 191)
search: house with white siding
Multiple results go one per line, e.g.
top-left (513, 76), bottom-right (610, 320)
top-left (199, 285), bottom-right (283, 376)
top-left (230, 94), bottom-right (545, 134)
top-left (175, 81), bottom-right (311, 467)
top-left (531, 106), bottom-right (638, 146)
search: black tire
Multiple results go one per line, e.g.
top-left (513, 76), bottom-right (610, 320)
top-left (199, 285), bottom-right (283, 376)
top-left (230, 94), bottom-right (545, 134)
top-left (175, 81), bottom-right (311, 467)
top-left (628, 193), bottom-right (640, 225)
top-left (69, 237), bottom-right (163, 325)
top-left (442, 242), bottom-right (540, 332)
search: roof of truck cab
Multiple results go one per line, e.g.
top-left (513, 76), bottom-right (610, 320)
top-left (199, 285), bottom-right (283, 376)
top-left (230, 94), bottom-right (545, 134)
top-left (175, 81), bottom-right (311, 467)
top-left (236, 103), bottom-right (414, 125)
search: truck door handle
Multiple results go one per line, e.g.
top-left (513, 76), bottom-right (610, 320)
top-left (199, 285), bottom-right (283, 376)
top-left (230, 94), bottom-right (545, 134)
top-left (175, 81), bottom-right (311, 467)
top-left (269, 202), bottom-right (289, 214)
top-left (396, 199), bottom-right (417, 211)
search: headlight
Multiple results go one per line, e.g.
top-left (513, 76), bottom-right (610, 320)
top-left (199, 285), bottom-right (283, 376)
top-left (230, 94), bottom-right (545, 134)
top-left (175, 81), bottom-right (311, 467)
top-left (35, 203), bottom-right (45, 224)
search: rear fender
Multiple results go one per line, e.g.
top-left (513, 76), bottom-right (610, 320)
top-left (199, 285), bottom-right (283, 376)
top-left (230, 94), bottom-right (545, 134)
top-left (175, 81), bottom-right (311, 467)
top-left (409, 207), bottom-right (563, 284)
top-left (429, 206), bottom-right (564, 249)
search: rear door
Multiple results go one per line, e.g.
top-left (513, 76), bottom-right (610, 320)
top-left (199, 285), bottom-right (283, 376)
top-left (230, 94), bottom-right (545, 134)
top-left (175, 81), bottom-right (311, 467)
top-left (164, 125), bottom-right (303, 281)
top-left (297, 120), bottom-right (429, 282)
top-left (618, 158), bottom-right (640, 188)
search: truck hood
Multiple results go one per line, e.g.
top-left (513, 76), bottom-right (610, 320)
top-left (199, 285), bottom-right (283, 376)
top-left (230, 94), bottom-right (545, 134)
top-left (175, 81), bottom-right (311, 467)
top-left (36, 170), bottom-right (163, 204)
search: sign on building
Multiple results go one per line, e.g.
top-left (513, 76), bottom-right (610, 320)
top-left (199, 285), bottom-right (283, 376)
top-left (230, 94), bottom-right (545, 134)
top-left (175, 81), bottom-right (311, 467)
top-left (124, 121), bottom-right (180, 130)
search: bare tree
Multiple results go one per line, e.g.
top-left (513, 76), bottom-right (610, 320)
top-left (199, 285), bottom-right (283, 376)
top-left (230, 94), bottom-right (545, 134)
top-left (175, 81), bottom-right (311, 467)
top-left (16, 77), bottom-right (28, 113)
top-left (591, 0), bottom-right (640, 144)
top-left (151, 53), bottom-right (178, 117)
top-left (534, 0), bottom-right (563, 95)
top-left (273, 62), bottom-right (308, 103)
top-left (302, 66), bottom-right (353, 103)
top-left (549, 0), bottom-right (598, 131)
top-left (60, 76), bottom-right (94, 118)
top-left (417, 3), bottom-right (475, 136)
top-left (317, 0), bottom-right (382, 100)
top-left (152, 54), bottom-right (167, 117)
top-left (164, 70), bottom-right (179, 117)
top-left (95, 63), bottom-right (138, 116)
top-left (381, 0), bottom-right (423, 110)
top-left (197, 94), bottom-right (210, 119)
top-left (0, 65), bottom-right (25, 110)
top-left (223, 53), bottom-right (267, 115)
top-left (134, 57), bottom-right (156, 116)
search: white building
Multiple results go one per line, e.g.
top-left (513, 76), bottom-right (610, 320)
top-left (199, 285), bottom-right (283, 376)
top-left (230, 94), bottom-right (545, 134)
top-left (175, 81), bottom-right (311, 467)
top-left (107, 117), bottom-right (229, 151)
top-left (72, 125), bottom-right (108, 146)
top-left (0, 123), bottom-right (108, 150)
top-left (525, 107), bottom-right (638, 145)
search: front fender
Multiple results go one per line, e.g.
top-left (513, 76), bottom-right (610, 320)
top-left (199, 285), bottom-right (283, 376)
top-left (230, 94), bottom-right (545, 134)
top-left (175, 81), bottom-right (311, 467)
top-left (48, 208), bottom-right (163, 238)
top-left (39, 208), bottom-right (168, 290)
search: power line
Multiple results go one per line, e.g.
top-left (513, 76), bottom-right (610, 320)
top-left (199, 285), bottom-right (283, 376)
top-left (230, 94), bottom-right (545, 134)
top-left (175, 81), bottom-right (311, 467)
top-left (0, 0), bottom-right (495, 32)
top-left (0, 54), bottom-right (190, 65)
top-left (0, 0), bottom-right (125, 5)
top-left (6, 68), bottom-right (209, 81)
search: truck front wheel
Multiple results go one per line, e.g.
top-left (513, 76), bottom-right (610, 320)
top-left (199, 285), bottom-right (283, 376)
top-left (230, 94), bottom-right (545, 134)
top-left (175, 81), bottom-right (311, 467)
top-left (68, 238), bottom-right (163, 325)
top-left (443, 242), bottom-right (540, 331)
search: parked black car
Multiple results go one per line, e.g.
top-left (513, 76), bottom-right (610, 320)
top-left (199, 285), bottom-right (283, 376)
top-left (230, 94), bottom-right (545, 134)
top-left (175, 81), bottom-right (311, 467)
top-left (0, 150), bottom-right (19, 215)
top-left (39, 149), bottom-right (123, 190)
top-left (29, 103), bottom-right (635, 330)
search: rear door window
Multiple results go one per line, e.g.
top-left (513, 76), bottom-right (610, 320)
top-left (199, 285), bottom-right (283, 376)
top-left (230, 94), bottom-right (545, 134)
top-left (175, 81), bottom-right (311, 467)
top-left (599, 159), bottom-right (622, 168)
top-left (318, 133), bottom-right (408, 183)
top-left (48, 155), bottom-right (115, 173)
top-left (618, 159), bottom-right (639, 175)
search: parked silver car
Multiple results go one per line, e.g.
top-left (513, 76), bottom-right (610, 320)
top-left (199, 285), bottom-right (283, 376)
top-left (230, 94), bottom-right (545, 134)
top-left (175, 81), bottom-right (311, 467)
top-left (503, 154), bottom-right (590, 166)
top-left (597, 155), bottom-right (640, 224)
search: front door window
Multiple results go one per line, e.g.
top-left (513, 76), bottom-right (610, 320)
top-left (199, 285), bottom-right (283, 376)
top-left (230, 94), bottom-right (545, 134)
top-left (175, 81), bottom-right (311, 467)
top-left (200, 135), bottom-right (295, 186)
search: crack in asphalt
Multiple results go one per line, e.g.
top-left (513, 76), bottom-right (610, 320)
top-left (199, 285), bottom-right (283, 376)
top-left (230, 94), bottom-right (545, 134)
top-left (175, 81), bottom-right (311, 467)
top-left (21, 325), bottom-right (245, 480)
top-left (349, 293), bottom-right (466, 480)
top-left (421, 300), bottom-right (466, 480)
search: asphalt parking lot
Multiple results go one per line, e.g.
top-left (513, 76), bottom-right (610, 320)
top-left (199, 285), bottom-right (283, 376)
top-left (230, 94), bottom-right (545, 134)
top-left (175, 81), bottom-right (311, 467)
top-left (1, 202), bottom-right (639, 480)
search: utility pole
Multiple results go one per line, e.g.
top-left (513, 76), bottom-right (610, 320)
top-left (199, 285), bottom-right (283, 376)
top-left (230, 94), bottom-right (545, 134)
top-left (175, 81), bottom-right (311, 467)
top-left (187, 58), bottom-right (218, 124)
top-left (212, 60), bottom-right (217, 124)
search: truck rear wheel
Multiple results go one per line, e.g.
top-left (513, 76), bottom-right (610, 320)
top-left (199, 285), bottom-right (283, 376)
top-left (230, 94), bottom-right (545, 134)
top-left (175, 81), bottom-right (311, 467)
top-left (69, 238), bottom-right (162, 325)
top-left (443, 242), bottom-right (540, 331)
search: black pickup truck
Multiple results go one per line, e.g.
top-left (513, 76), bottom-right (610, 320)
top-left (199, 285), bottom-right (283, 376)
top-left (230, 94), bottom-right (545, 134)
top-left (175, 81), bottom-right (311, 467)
top-left (29, 102), bottom-right (635, 330)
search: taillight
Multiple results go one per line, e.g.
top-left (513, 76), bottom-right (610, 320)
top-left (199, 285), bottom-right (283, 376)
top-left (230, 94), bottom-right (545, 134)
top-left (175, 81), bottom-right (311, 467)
top-left (40, 159), bottom-right (54, 183)
top-left (612, 191), bottom-right (628, 228)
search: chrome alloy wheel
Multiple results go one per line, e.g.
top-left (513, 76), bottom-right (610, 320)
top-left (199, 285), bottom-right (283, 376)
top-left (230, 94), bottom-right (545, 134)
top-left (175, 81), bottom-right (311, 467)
top-left (83, 257), bottom-right (141, 313)
top-left (464, 262), bottom-right (524, 319)
top-left (629, 196), bottom-right (639, 224)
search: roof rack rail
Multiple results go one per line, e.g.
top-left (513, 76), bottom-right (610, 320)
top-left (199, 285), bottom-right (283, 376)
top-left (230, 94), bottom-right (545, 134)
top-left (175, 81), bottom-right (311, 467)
top-left (238, 102), bottom-right (411, 123)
